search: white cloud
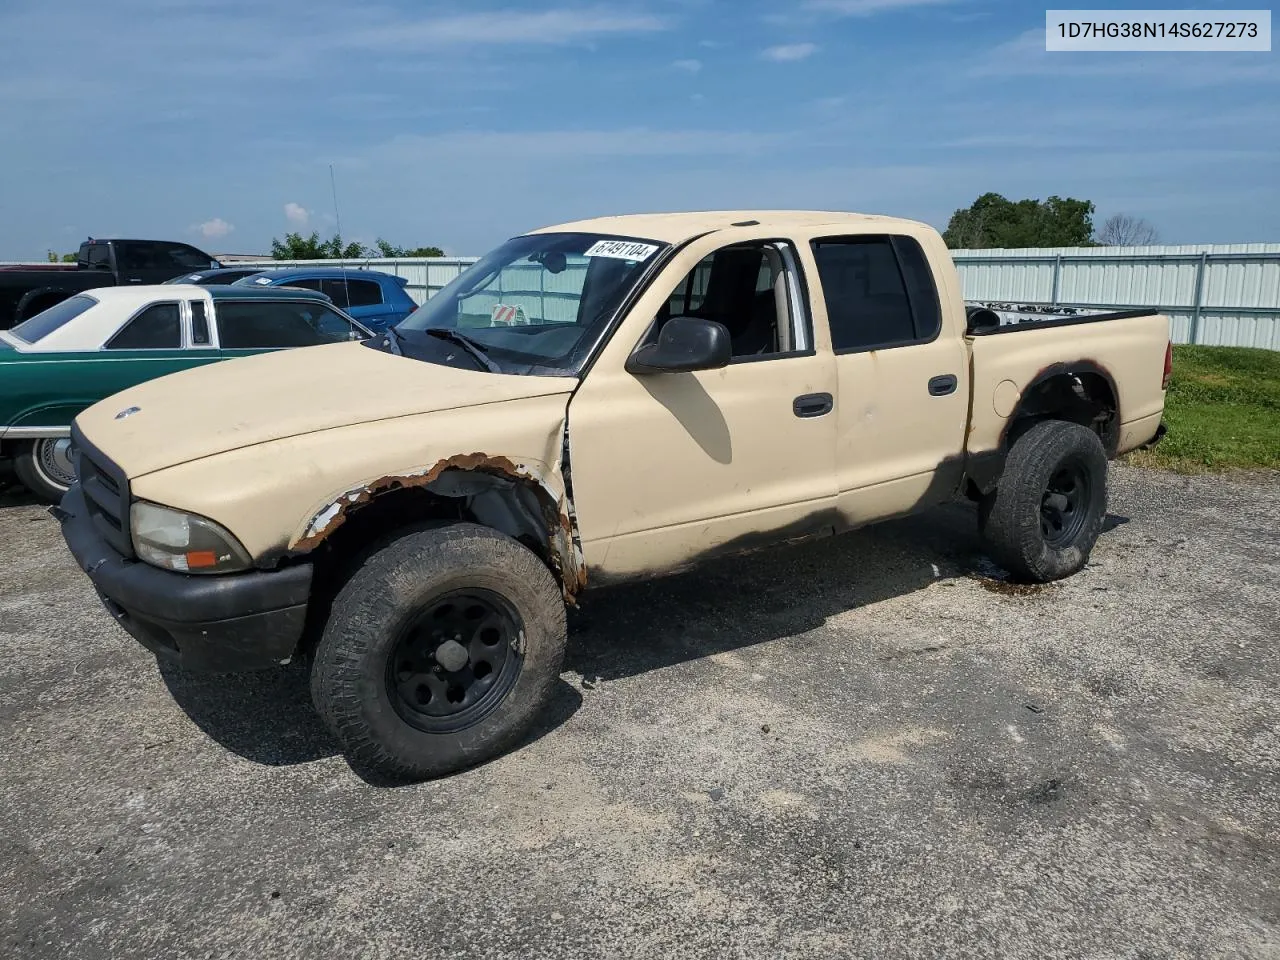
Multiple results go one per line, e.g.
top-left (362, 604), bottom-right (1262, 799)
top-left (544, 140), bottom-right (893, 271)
top-left (342, 8), bottom-right (666, 50)
top-left (806, 0), bottom-right (957, 14)
top-left (196, 217), bottom-right (233, 239)
top-left (762, 43), bottom-right (818, 62)
top-left (672, 59), bottom-right (703, 73)
top-left (284, 202), bottom-right (310, 226)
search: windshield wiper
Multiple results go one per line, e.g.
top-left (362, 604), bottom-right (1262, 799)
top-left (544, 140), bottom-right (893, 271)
top-left (423, 328), bottom-right (501, 373)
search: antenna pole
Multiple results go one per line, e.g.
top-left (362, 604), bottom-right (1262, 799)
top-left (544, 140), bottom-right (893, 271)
top-left (329, 162), bottom-right (353, 301)
top-left (329, 163), bottom-right (343, 242)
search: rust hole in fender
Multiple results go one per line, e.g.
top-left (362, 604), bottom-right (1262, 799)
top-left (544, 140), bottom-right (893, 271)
top-left (291, 451), bottom-right (587, 602)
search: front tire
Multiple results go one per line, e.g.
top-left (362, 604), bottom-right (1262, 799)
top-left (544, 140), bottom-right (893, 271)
top-left (13, 438), bottom-right (76, 503)
top-left (979, 420), bottom-right (1108, 583)
top-left (310, 522), bottom-right (567, 781)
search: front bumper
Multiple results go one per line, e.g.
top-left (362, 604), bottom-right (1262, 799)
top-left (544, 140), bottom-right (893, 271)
top-left (57, 485), bottom-right (313, 672)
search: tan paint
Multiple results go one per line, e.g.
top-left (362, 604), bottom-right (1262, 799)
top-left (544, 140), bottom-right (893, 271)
top-left (72, 211), bottom-right (1170, 595)
top-left (129, 393), bottom-right (574, 561)
top-left (76, 340), bottom-right (574, 478)
top-left (566, 225), bottom-right (838, 578)
top-left (993, 380), bottom-right (1021, 419)
top-left (966, 311), bottom-right (1169, 457)
top-left (816, 224), bottom-right (972, 522)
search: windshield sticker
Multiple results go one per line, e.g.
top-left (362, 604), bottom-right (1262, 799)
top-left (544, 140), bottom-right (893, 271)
top-left (253, 276), bottom-right (273, 285)
top-left (583, 240), bottom-right (659, 262)
top-left (491, 304), bottom-right (530, 326)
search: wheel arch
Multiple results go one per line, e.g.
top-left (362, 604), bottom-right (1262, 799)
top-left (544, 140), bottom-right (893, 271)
top-left (284, 454), bottom-right (585, 646)
top-left (966, 360), bottom-right (1120, 497)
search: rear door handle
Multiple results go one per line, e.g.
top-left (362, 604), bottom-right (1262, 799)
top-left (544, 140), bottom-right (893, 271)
top-left (793, 392), bottom-right (834, 418)
top-left (928, 375), bottom-right (958, 397)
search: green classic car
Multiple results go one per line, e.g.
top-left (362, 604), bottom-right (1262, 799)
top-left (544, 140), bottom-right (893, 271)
top-left (0, 284), bottom-right (371, 501)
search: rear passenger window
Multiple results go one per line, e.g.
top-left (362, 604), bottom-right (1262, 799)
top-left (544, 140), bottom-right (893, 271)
top-left (322, 278), bottom-right (382, 308)
top-left (811, 236), bottom-right (941, 352)
top-left (107, 302), bottom-right (181, 350)
top-left (190, 300), bottom-right (211, 345)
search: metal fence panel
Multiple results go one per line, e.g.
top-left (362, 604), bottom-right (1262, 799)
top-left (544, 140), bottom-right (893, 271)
top-left (953, 243), bottom-right (1280, 350)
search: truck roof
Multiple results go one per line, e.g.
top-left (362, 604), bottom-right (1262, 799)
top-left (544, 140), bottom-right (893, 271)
top-left (530, 210), bottom-right (930, 245)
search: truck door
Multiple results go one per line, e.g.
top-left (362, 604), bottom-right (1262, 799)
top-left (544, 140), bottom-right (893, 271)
top-left (807, 232), bottom-right (970, 521)
top-left (566, 233), bottom-right (839, 582)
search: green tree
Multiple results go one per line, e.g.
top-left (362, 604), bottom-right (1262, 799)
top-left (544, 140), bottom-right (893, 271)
top-left (373, 238), bottom-right (445, 258)
top-left (943, 193), bottom-right (1096, 250)
top-left (270, 231), bottom-right (369, 260)
top-left (47, 251), bottom-right (76, 263)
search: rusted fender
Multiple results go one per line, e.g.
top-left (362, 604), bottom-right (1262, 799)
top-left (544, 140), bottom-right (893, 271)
top-left (289, 452), bottom-right (587, 601)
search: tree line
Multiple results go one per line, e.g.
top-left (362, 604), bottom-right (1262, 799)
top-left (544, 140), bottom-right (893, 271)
top-left (942, 193), bottom-right (1160, 249)
top-left (269, 233), bottom-right (444, 260)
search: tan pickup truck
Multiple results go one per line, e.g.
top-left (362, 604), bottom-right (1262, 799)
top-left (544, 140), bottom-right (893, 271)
top-left (56, 211), bottom-right (1170, 779)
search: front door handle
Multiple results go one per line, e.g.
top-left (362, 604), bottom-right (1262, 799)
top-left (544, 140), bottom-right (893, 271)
top-left (928, 375), bottom-right (958, 397)
top-left (793, 392), bottom-right (834, 418)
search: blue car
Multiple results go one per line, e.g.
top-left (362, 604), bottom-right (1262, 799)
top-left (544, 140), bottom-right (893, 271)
top-left (232, 268), bottom-right (417, 332)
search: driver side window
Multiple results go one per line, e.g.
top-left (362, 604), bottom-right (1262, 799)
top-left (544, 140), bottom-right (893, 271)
top-left (653, 241), bottom-right (809, 361)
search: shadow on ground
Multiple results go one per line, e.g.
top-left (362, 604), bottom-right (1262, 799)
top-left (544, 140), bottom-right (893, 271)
top-left (154, 498), bottom-right (1129, 776)
top-left (566, 501), bottom-right (983, 683)
top-left (158, 661), bottom-right (583, 783)
top-left (567, 502), bottom-right (1133, 682)
top-left (0, 467), bottom-right (40, 509)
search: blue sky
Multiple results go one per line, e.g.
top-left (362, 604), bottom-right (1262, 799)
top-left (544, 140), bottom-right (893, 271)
top-left (1, 0), bottom-right (1276, 257)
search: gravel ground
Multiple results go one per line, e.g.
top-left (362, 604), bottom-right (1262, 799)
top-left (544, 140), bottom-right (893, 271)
top-left (1, 463), bottom-right (1277, 959)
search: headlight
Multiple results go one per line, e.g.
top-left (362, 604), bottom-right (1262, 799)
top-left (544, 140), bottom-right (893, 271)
top-left (130, 501), bottom-right (252, 575)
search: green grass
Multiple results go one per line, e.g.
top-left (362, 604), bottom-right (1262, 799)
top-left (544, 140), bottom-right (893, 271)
top-left (1125, 345), bottom-right (1280, 473)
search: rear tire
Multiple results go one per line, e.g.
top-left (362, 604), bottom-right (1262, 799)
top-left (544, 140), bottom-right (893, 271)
top-left (310, 522), bottom-right (567, 781)
top-left (979, 420), bottom-right (1108, 583)
top-left (13, 438), bottom-right (76, 503)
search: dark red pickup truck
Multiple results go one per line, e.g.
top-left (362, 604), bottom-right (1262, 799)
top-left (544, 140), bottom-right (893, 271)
top-left (0, 238), bottom-right (220, 328)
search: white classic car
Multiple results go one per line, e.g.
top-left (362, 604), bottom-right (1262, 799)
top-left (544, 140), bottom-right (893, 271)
top-left (0, 283), bottom-right (370, 501)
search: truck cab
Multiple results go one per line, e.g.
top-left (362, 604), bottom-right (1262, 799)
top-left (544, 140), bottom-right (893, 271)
top-left (78, 239), bottom-right (220, 286)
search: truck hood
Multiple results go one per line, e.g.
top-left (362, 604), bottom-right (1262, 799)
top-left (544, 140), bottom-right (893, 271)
top-left (74, 340), bottom-right (577, 478)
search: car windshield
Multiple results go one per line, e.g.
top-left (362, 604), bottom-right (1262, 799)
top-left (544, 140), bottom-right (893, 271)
top-left (392, 232), bottom-right (667, 376)
top-left (9, 295), bottom-right (97, 343)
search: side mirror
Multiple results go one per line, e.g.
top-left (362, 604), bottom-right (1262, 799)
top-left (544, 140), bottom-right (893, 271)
top-left (626, 316), bottom-right (732, 375)
top-left (966, 305), bottom-right (1001, 334)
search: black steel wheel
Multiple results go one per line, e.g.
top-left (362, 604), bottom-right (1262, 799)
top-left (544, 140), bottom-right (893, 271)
top-left (979, 420), bottom-right (1108, 583)
top-left (1040, 459), bottom-right (1092, 548)
top-left (311, 522), bottom-right (567, 781)
top-left (385, 589), bottom-right (523, 734)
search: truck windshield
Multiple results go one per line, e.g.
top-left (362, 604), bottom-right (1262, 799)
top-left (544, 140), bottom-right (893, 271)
top-left (393, 232), bottom-right (668, 376)
top-left (9, 295), bottom-right (97, 343)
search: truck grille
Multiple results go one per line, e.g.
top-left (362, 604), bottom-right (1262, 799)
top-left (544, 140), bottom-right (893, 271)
top-left (71, 423), bottom-right (134, 559)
